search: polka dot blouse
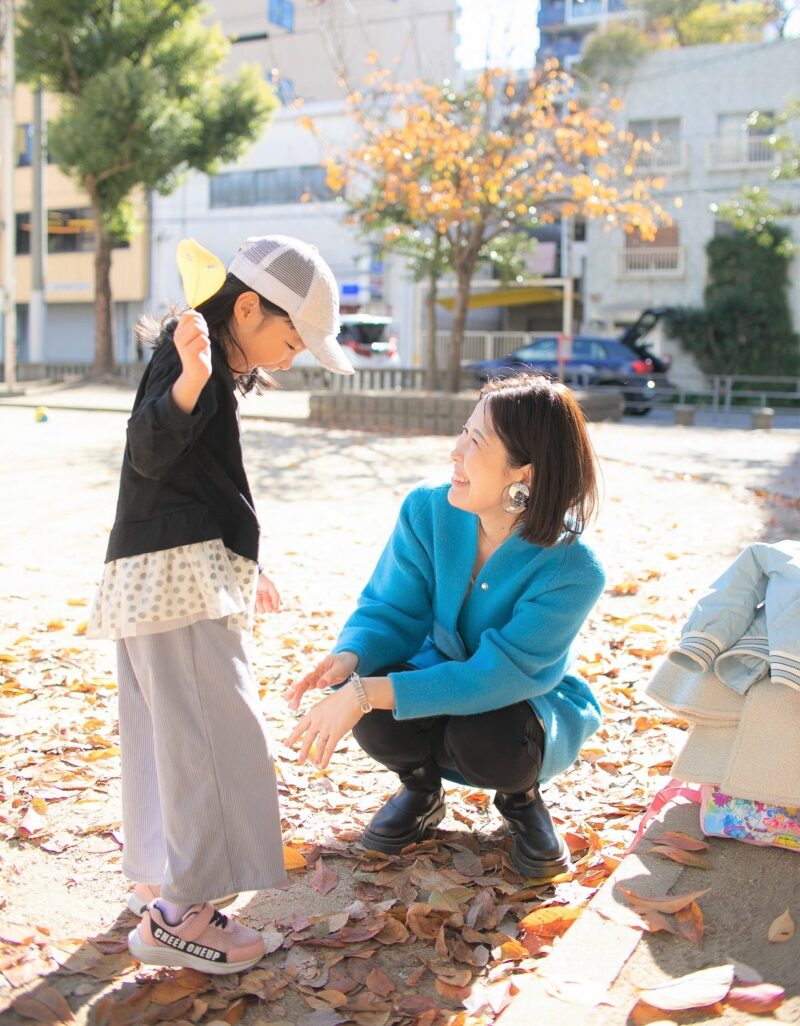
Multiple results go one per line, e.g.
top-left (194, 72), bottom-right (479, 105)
top-left (87, 540), bottom-right (259, 640)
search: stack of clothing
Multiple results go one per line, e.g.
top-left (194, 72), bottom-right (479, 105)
top-left (647, 540), bottom-right (800, 809)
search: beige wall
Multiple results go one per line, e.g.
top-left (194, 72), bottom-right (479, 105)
top-left (1, 84), bottom-right (149, 306)
top-left (218, 0), bottom-right (458, 101)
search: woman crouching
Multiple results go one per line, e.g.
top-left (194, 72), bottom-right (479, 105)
top-left (286, 374), bottom-right (605, 879)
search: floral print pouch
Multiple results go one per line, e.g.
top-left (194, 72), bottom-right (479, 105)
top-left (700, 784), bottom-right (800, 852)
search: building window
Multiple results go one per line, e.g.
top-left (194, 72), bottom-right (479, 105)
top-left (209, 166), bottom-right (334, 208)
top-left (629, 118), bottom-right (685, 170)
top-left (268, 0), bottom-right (294, 32)
top-left (15, 208), bottom-right (128, 255)
top-left (16, 123), bottom-right (33, 167)
top-left (629, 118), bottom-right (680, 142)
top-left (16, 123), bottom-right (55, 167)
top-left (712, 111), bottom-right (775, 167)
top-left (616, 225), bottom-right (684, 277)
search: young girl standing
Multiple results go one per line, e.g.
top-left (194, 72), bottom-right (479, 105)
top-left (88, 235), bottom-right (354, 973)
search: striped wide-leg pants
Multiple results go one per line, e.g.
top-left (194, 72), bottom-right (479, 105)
top-left (116, 618), bottom-right (287, 904)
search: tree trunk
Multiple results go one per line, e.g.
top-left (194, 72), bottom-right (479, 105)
top-left (446, 269), bottom-right (472, 393)
top-left (92, 208), bottom-right (115, 378)
top-left (424, 271), bottom-right (438, 391)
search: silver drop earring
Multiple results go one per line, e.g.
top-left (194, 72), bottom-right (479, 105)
top-left (503, 481), bottom-right (530, 513)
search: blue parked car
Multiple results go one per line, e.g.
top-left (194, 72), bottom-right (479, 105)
top-left (467, 335), bottom-right (670, 415)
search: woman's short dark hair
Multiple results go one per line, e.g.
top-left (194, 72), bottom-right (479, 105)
top-left (481, 373), bottom-right (598, 547)
top-left (136, 273), bottom-right (293, 394)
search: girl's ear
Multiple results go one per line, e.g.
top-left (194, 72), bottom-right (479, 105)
top-left (232, 291), bottom-right (261, 323)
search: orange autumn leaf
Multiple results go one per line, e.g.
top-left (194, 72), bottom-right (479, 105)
top-left (617, 886), bottom-right (711, 914)
top-left (283, 845), bottom-right (307, 870)
top-left (647, 844), bottom-right (711, 869)
top-left (655, 831), bottom-right (709, 852)
top-left (674, 901), bottom-right (704, 946)
top-left (519, 905), bottom-right (581, 936)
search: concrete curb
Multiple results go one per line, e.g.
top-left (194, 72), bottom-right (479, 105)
top-left (499, 803), bottom-right (697, 1026)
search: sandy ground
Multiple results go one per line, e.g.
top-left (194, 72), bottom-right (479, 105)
top-left (1, 405), bottom-right (798, 1025)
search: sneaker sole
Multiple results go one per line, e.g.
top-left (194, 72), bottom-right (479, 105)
top-left (127, 892), bottom-right (238, 918)
top-left (127, 927), bottom-right (262, 975)
top-left (360, 802), bottom-right (446, 855)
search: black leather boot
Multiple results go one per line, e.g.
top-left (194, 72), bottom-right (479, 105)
top-left (494, 788), bottom-right (570, 880)
top-left (361, 763), bottom-right (445, 855)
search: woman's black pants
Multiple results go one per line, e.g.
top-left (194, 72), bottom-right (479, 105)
top-left (351, 666), bottom-right (545, 795)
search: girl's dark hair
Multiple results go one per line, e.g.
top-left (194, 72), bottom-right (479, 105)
top-left (135, 273), bottom-right (294, 394)
top-left (481, 373), bottom-right (598, 547)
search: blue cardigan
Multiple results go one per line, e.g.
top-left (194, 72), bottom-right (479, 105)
top-left (333, 483), bottom-right (606, 783)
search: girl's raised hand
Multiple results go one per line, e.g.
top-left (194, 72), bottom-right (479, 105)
top-left (173, 310), bottom-right (213, 387)
top-left (285, 651), bottom-right (358, 711)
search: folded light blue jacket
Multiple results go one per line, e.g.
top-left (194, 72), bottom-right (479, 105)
top-left (668, 540), bottom-right (800, 695)
top-left (333, 483), bottom-right (606, 783)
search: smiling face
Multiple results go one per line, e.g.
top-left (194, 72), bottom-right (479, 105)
top-left (228, 291), bottom-right (306, 373)
top-left (448, 399), bottom-right (531, 521)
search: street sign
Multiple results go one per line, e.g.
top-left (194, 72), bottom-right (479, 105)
top-left (557, 333), bottom-right (573, 362)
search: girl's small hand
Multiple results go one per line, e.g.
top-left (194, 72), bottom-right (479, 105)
top-left (173, 310), bottom-right (212, 387)
top-left (285, 686), bottom-right (363, 769)
top-left (256, 572), bottom-right (281, 614)
top-left (285, 651), bottom-right (358, 711)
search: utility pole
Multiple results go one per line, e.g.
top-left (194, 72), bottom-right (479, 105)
top-left (29, 83), bottom-right (45, 362)
top-left (1, 0), bottom-right (15, 391)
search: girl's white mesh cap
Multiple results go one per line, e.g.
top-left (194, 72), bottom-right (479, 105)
top-left (228, 235), bottom-right (355, 375)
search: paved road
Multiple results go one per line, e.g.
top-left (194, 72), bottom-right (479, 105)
top-left (3, 382), bottom-right (799, 499)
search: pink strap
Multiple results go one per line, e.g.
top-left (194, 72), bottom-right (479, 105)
top-left (625, 778), bottom-right (703, 855)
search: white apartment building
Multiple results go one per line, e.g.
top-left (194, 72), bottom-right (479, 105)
top-left (583, 39), bottom-right (800, 386)
top-left (149, 0), bottom-right (459, 366)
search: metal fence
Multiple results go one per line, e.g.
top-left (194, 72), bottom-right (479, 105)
top-left (4, 360), bottom-right (800, 418)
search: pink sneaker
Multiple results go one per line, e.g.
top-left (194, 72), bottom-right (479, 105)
top-left (128, 903), bottom-right (264, 974)
top-left (127, 884), bottom-right (238, 918)
top-left (127, 883), bottom-right (160, 917)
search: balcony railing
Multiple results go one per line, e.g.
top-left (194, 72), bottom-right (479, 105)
top-left (615, 246), bottom-right (685, 278)
top-left (633, 139), bottom-right (688, 173)
top-left (707, 135), bottom-right (776, 170)
top-left (567, 0), bottom-right (605, 21)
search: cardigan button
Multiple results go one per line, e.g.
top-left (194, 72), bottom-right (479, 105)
top-left (480, 582), bottom-right (489, 591)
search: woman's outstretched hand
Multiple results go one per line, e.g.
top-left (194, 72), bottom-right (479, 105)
top-left (285, 685), bottom-right (363, 770)
top-left (284, 651), bottom-right (358, 711)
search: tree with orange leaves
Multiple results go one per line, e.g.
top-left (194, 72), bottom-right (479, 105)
top-left (320, 63), bottom-right (671, 392)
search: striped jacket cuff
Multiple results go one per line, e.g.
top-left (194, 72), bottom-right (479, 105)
top-left (675, 633), bottom-right (723, 671)
top-left (724, 635), bottom-right (769, 660)
top-left (771, 651), bottom-right (800, 692)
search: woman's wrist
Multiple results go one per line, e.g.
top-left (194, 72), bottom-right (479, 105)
top-left (362, 676), bottom-right (396, 711)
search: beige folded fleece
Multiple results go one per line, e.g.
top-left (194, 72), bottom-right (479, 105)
top-left (646, 657), bottom-right (744, 726)
top-left (669, 680), bottom-right (800, 806)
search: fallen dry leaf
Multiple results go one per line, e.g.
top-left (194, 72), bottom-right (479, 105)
top-left (617, 886), bottom-right (710, 915)
top-left (312, 858), bottom-right (338, 895)
top-left (13, 986), bottom-right (75, 1024)
top-left (674, 902), bottom-right (704, 946)
top-left (647, 845), bottom-right (711, 869)
top-left (283, 845), bottom-right (308, 871)
top-left (767, 908), bottom-right (795, 943)
top-left (637, 964), bottom-right (734, 1011)
top-left (726, 982), bottom-right (785, 1013)
top-left (653, 831), bottom-right (708, 852)
top-left (365, 967), bottom-right (395, 997)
